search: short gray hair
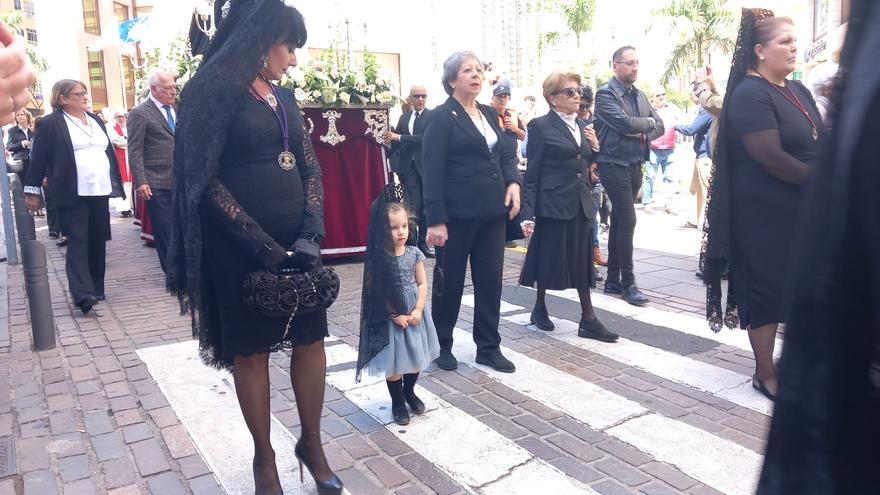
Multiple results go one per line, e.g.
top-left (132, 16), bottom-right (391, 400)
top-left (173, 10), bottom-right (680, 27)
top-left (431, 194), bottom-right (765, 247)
top-left (441, 51), bottom-right (482, 96)
top-left (148, 70), bottom-right (174, 89)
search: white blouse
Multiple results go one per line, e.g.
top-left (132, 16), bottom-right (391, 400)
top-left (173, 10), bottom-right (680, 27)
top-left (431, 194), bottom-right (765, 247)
top-left (63, 112), bottom-right (112, 196)
top-left (469, 110), bottom-right (499, 150)
top-left (555, 111), bottom-right (582, 146)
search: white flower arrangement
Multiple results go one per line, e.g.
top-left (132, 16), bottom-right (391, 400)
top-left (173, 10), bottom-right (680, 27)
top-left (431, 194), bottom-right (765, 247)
top-left (281, 46), bottom-right (397, 107)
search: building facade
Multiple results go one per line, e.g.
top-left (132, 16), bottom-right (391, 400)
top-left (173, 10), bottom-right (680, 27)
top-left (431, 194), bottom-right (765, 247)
top-left (25, 0), bottom-right (154, 115)
top-left (803, 0), bottom-right (850, 68)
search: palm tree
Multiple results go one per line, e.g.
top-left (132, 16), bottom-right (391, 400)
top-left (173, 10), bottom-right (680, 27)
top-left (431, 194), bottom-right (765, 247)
top-left (561, 0), bottom-right (597, 48)
top-left (652, 0), bottom-right (736, 83)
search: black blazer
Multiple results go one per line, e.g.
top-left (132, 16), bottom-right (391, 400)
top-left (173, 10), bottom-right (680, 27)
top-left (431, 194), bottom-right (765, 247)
top-left (6, 125), bottom-right (33, 161)
top-left (389, 108), bottom-right (430, 179)
top-left (421, 97), bottom-right (519, 225)
top-left (25, 111), bottom-right (124, 207)
top-left (521, 112), bottom-right (595, 222)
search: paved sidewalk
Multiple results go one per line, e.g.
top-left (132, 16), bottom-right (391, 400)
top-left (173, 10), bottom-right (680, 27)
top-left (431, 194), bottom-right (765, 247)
top-left (0, 186), bottom-right (768, 495)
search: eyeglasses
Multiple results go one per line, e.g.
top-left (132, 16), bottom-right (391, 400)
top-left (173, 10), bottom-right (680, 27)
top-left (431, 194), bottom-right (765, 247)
top-left (410, 94), bottom-right (427, 99)
top-left (67, 91), bottom-right (89, 97)
top-left (615, 60), bottom-right (640, 67)
top-left (552, 87), bottom-right (581, 98)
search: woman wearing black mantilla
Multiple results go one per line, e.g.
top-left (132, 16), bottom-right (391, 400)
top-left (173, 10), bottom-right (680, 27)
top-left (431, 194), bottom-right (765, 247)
top-left (167, 1), bottom-right (341, 494)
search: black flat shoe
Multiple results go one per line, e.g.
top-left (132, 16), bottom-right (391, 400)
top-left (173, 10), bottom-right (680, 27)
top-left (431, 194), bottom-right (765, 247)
top-left (529, 306), bottom-right (554, 331)
top-left (48, 231), bottom-right (60, 239)
top-left (593, 267), bottom-right (604, 282)
top-left (752, 375), bottom-right (777, 401)
top-left (77, 296), bottom-right (98, 314)
top-left (434, 350), bottom-right (458, 371)
top-left (392, 404), bottom-right (411, 425)
top-left (622, 284), bottom-right (649, 306)
top-left (475, 351), bottom-right (516, 373)
top-left (603, 280), bottom-right (623, 294)
top-left (295, 435), bottom-right (343, 495)
top-left (578, 316), bottom-right (619, 343)
top-left (57, 237), bottom-right (69, 247)
top-left (95, 294), bottom-right (106, 301)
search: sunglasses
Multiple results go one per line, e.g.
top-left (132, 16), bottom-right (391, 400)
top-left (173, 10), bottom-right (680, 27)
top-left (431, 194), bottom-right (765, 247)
top-left (552, 87), bottom-right (582, 98)
top-left (579, 102), bottom-right (592, 110)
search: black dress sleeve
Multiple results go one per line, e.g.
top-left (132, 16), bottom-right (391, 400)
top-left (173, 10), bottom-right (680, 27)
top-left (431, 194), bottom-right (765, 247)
top-left (296, 116), bottom-right (325, 242)
top-left (202, 177), bottom-right (288, 268)
top-left (729, 81), bottom-right (778, 137)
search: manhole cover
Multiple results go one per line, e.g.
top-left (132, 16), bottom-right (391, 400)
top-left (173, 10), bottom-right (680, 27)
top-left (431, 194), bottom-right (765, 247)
top-left (0, 437), bottom-right (15, 478)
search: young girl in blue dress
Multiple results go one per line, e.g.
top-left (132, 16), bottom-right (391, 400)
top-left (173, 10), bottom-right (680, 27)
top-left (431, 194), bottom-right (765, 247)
top-left (356, 184), bottom-right (440, 426)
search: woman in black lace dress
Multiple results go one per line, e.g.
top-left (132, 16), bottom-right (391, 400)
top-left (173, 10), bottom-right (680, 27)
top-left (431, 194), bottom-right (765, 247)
top-left (168, 2), bottom-right (341, 494)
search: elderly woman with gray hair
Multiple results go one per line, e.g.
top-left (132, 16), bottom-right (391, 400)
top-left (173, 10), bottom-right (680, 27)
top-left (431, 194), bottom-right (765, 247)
top-left (421, 51), bottom-right (521, 373)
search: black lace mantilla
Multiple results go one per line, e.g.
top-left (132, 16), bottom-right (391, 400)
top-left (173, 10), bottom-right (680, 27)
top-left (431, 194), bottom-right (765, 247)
top-left (700, 8), bottom-right (775, 332)
top-left (166, 0), bottom-right (323, 368)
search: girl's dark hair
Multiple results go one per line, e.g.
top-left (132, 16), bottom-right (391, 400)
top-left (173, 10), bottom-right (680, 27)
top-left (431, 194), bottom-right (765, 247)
top-left (581, 85), bottom-right (594, 103)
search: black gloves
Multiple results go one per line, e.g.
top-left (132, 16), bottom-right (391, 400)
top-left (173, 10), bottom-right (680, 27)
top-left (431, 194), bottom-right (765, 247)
top-left (257, 240), bottom-right (289, 268)
top-left (288, 237), bottom-right (321, 270)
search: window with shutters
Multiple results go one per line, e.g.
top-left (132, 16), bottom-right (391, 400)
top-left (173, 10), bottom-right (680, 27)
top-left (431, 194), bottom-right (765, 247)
top-left (82, 0), bottom-right (101, 35)
top-left (87, 51), bottom-right (108, 109)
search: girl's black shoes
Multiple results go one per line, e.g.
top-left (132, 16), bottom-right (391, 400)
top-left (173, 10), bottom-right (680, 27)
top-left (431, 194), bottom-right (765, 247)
top-left (402, 373), bottom-right (425, 414)
top-left (387, 378), bottom-right (410, 425)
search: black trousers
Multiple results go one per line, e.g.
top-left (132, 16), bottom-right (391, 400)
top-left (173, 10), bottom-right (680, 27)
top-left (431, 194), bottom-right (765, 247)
top-left (598, 162), bottom-right (642, 286)
top-left (58, 196), bottom-right (110, 304)
top-left (145, 188), bottom-right (172, 273)
top-left (44, 185), bottom-right (61, 235)
top-left (400, 169), bottom-right (427, 245)
top-left (432, 215), bottom-right (505, 355)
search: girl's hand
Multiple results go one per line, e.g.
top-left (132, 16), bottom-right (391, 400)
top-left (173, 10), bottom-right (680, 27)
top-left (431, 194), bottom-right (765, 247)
top-left (408, 308), bottom-right (423, 326)
top-left (427, 224), bottom-right (448, 247)
top-left (391, 314), bottom-right (409, 329)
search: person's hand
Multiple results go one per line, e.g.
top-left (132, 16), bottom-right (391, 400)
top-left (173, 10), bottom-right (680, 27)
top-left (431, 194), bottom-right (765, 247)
top-left (136, 184), bottom-right (152, 200)
top-left (503, 116), bottom-right (514, 131)
top-left (505, 183), bottom-right (521, 219)
top-left (21, 139), bottom-right (31, 148)
top-left (426, 224), bottom-right (448, 247)
top-left (590, 163), bottom-right (600, 185)
top-left (25, 193), bottom-right (40, 211)
top-left (694, 68), bottom-right (708, 84)
top-left (408, 308), bottom-right (423, 326)
top-left (257, 240), bottom-right (288, 268)
top-left (521, 220), bottom-right (534, 238)
top-left (289, 237), bottom-right (320, 270)
top-left (0, 23), bottom-right (35, 126)
top-left (584, 127), bottom-right (599, 150)
top-left (41, 177), bottom-right (48, 188)
top-left (391, 314), bottom-right (409, 329)
top-left (382, 131), bottom-right (400, 142)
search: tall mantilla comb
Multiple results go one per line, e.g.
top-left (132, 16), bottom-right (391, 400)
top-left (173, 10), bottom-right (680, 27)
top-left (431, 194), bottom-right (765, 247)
top-left (383, 183), bottom-right (406, 204)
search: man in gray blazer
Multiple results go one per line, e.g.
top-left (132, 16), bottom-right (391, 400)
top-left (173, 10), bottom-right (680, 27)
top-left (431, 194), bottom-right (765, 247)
top-left (128, 70), bottom-right (176, 273)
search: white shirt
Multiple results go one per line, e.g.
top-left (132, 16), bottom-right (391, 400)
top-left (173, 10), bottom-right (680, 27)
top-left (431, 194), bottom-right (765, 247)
top-left (555, 111), bottom-right (581, 146)
top-left (408, 110), bottom-right (422, 135)
top-left (63, 112), bottom-right (112, 196)
top-left (150, 94), bottom-right (176, 124)
top-left (469, 110), bottom-right (498, 150)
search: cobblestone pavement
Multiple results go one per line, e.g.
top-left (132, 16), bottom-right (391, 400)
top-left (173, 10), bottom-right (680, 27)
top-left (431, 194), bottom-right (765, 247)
top-left (0, 178), bottom-right (773, 495)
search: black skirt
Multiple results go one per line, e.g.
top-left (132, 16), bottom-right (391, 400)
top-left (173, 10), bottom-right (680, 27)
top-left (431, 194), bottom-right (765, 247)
top-left (519, 214), bottom-right (595, 290)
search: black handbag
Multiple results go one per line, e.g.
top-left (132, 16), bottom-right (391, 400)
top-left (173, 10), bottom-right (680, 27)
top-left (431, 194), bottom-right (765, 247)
top-left (242, 266), bottom-right (340, 318)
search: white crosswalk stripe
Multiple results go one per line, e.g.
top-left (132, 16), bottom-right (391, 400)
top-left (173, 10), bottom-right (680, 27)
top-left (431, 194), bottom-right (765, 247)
top-left (138, 286), bottom-right (779, 495)
top-left (324, 338), bottom-right (597, 494)
top-left (450, 329), bottom-right (763, 495)
top-left (502, 312), bottom-right (774, 416)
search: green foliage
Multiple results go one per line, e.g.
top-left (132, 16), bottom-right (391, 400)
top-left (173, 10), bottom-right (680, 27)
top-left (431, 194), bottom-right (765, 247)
top-left (560, 0), bottom-right (597, 48)
top-left (138, 36), bottom-right (202, 102)
top-left (594, 69), bottom-right (614, 90)
top-left (651, 0), bottom-right (736, 84)
top-left (665, 87), bottom-right (692, 110)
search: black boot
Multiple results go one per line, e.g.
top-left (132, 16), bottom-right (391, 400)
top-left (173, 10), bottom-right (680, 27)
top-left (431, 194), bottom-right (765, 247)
top-left (402, 373), bottom-right (425, 414)
top-left (386, 379), bottom-right (410, 425)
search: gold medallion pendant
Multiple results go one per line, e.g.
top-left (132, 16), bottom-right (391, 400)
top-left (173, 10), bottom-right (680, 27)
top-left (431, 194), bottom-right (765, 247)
top-left (278, 150), bottom-right (296, 170)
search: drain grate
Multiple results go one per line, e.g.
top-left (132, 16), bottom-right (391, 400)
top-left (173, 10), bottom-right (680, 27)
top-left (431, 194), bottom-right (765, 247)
top-left (0, 437), bottom-right (15, 478)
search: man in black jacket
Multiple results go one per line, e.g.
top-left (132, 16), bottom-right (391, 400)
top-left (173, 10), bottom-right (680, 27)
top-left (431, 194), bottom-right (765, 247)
top-left (384, 85), bottom-right (433, 257)
top-left (594, 46), bottom-right (664, 306)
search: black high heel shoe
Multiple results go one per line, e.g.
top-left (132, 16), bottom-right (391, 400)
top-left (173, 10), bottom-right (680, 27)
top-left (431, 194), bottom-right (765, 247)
top-left (294, 433), bottom-right (343, 495)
